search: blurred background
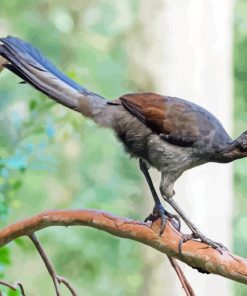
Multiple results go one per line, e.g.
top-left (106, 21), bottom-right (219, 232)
top-left (0, 0), bottom-right (246, 295)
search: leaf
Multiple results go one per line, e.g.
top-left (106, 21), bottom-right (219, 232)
top-left (8, 289), bottom-right (21, 296)
top-left (0, 247), bottom-right (11, 265)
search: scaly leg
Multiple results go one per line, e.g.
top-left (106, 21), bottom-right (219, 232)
top-left (161, 194), bottom-right (227, 254)
top-left (139, 159), bottom-right (180, 233)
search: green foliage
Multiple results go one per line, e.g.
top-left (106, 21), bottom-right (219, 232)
top-left (0, 247), bottom-right (11, 279)
top-left (0, 1), bottom-right (145, 295)
top-left (8, 290), bottom-right (21, 296)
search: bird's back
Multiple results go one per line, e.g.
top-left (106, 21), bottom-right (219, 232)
top-left (116, 93), bottom-right (232, 150)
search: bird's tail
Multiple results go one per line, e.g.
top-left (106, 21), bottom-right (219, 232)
top-left (0, 36), bottom-right (107, 121)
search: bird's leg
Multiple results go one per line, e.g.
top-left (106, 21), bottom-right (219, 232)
top-left (139, 159), bottom-right (180, 233)
top-left (161, 194), bottom-right (227, 254)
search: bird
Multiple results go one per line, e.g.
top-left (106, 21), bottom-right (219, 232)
top-left (0, 36), bottom-right (245, 252)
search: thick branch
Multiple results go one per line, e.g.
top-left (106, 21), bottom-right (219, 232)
top-left (0, 209), bottom-right (247, 285)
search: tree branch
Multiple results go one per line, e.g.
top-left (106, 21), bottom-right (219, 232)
top-left (0, 209), bottom-right (247, 285)
top-left (167, 256), bottom-right (195, 296)
top-left (0, 280), bottom-right (26, 296)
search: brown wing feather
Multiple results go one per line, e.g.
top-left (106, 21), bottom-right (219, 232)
top-left (119, 93), bottom-right (203, 146)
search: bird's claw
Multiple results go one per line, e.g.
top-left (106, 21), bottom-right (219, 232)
top-left (178, 232), bottom-right (228, 255)
top-left (145, 204), bottom-right (181, 235)
top-left (165, 211), bottom-right (181, 231)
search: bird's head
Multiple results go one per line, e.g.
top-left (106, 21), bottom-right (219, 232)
top-left (235, 130), bottom-right (247, 151)
top-left (221, 131), bottom-right (247, 162)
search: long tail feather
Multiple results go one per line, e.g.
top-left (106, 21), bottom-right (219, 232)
top-left (0, 36), bottom-right (105, 114)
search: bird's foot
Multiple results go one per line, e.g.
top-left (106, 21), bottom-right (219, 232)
top-left (179, 231), bottom-right (228, 255)
top-left (145, 204), bottom-right (181, 235)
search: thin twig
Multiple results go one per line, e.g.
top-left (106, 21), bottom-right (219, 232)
top-left (0, 280), bottom-right (17, 290)
top-left (167, 256), bottom-right (196, 296)
top-left (29, 233), bottom-right (61, 296)
top-left (0, 280), bottom-right (26, 296)
top-left (17, 283), bottom-right (27, 296)
top-left (29, 233), bottom-right (78, 296)
top-left (57, 276), bottom-right (78, 296)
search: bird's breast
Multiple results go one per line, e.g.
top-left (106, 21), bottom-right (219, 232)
top-left (146, 134), bottom-right (205, 175)
top-left (114, 110), bottom-right (153, 160)
top-left (113, 108), bottom-right (204, 176)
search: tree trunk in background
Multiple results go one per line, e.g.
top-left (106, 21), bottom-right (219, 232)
top-left (128, 1), bottom-right (233, 295)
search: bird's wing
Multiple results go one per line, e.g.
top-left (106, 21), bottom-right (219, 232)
top-left (119, 93), bottom-right (222, 147)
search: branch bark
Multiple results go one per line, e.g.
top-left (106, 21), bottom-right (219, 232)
top-left (1, 209), bottom-right (247, 285)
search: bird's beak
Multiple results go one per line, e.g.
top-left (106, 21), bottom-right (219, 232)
top-left (0, 56), bottom-right (7, 73)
